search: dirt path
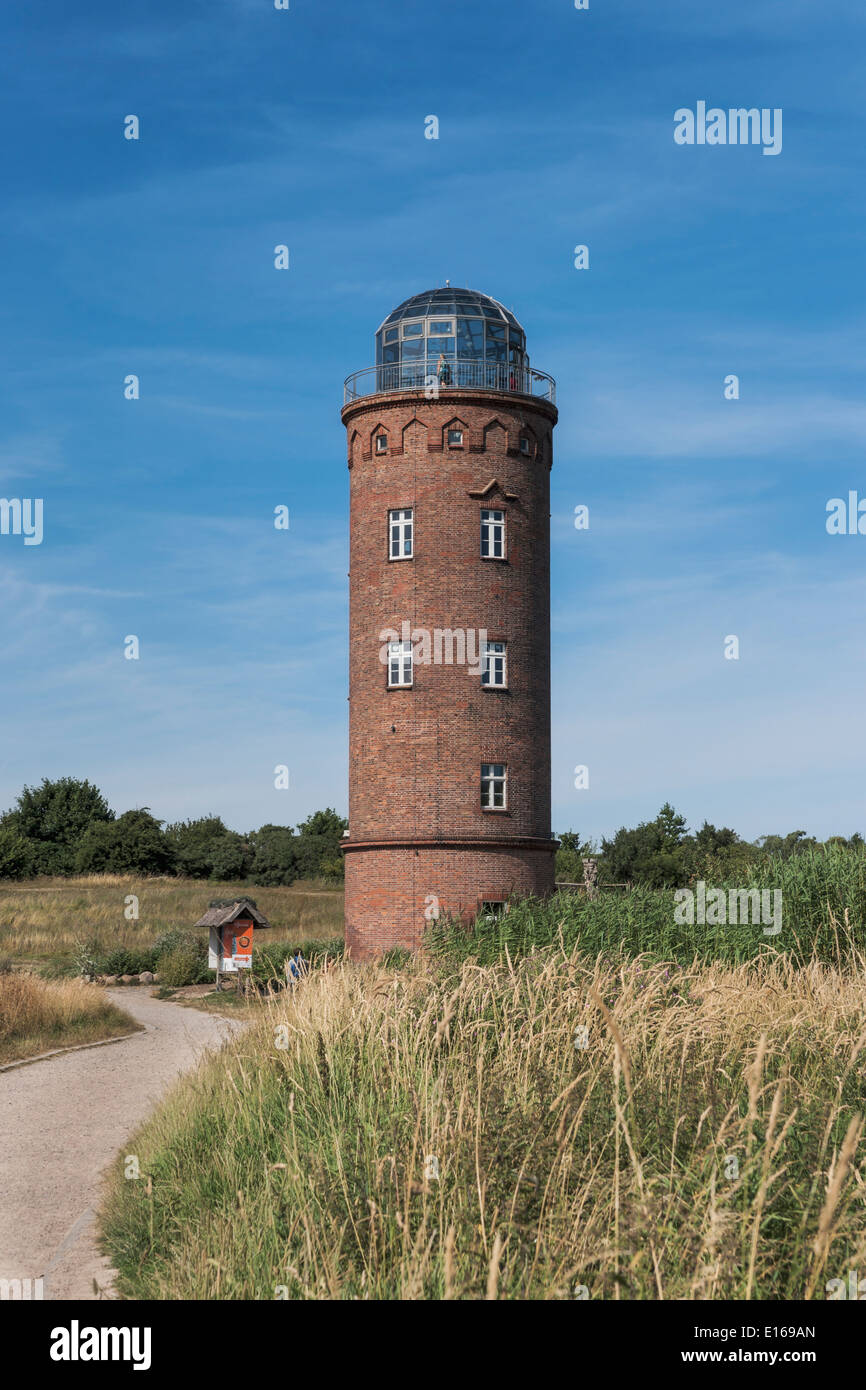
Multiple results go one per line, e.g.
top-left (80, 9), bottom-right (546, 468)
top-left (0, 988), bottom-right (244, 1300)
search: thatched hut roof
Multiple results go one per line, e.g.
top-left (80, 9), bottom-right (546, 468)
top-left (193, 898), bottom-right (271, 929)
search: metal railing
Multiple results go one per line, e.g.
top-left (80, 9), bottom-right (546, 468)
top-left (343, 358), bottom-right (556, 405)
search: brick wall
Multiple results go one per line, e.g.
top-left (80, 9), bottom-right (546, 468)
top-left (342, 387), bottom-right (557, 957)
top-left (344, 842), bottom-right (556, 957)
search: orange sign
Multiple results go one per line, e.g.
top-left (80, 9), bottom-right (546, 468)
top-left (221, 920), bottom-right (254, 970)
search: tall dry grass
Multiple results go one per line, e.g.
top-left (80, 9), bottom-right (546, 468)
top-left (0, 876), bottom-right (344, 971)
top-left (101, 945), bottom-right (866, 1299)
top-left (0, 970), bottom-right (137, 1064)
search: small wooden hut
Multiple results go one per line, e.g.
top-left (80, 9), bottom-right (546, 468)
top-left (194, 897), bottom-right (271, 989)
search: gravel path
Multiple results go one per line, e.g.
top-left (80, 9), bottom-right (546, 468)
top-left (0, 988), bottom-right (244, 1300)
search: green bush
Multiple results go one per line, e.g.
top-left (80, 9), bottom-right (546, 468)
top-left (98, 946), bottom-right (158, 977)
top-left (153, 930), bottom-right (209, 987)
top-left (72, 929), bottom-right (211, 986)
top-left (74, 939), bottom-right (157, 978)
top-left (0, 826), bottom-right (31, 880)
top-left (157, 944), bottom-right (204, 989)
top-left (152, 928), bottom-right (206, 959)
top-left (75, 937), bottom-right (204, 980)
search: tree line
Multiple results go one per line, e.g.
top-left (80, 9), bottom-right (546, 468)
top-left (555, 801), bottom-right (864, 888)
top-left (0, 777), bottom-right (347, 884)
top-left (1, 780), bottom-right (859, 890)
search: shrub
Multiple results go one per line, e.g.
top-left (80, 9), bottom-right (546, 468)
top-left (153, 930), bottom-right (209, 987)
top-left (0, 826), bottom-right (31, 880)
top-left (73, 938), bottom-right (159, 979)
top-left (157, 945), bottom-right (204, 989)
top-left (99, 946), bottom-right (158, 977)
top-left (73, 936), bottom-right (108, 978)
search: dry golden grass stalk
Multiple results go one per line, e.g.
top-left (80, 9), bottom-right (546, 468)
top-left (100, 946), bottom-right (866, 1300)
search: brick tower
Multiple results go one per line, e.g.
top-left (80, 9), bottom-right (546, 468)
top-left (341, 287), bottom-right (558, 958)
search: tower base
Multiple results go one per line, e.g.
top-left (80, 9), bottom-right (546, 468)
top-left (342, 838), bottom-right (557, 959)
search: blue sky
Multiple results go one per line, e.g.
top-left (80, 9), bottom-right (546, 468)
top-left (1, 0), bottom-right (864, 843)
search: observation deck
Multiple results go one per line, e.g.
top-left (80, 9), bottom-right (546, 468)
top-left (343, 359), bottom-right (555, 404)
top-left (343, 285), bottom-right (555, 405)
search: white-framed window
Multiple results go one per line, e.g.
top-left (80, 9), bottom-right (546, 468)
top-left (389, 508), bottom-right (413, 560)
top-left (376, 434), bottom-right (388, 453)
top-left (388, 641), bottom-right (413, 687)
top-left (481, 641), bottom-right (507, 688)
top-left (519, 436), bottom-right (530, 455)
top-left (447, 428), bottom-right (464, 447)
top-left (481, 762), bottom-right (507, 809)
top-left (481, 508), bottom-right (505, 559)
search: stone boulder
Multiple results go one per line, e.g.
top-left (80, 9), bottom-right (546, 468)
top-left (138, 971), bottom-right (155, 985)
top-left (119, 974), bottom-right (135, 984)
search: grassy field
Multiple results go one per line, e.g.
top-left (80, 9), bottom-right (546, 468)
top-left (101, 943), bottom-right (866, 1300)
top-left (0, 970), bottom-right (138, 1065)
top-left (3, 844), bottom-right (862, 976)
top-left (9, 851), bottom-right (866, 1297)
top-left (0, 876), bottom-right (345, 975)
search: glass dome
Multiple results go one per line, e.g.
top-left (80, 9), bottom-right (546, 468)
top-left (343, 286), bottom-right (555, 404)
top-left (375, 286), bottom-right (528, 375)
